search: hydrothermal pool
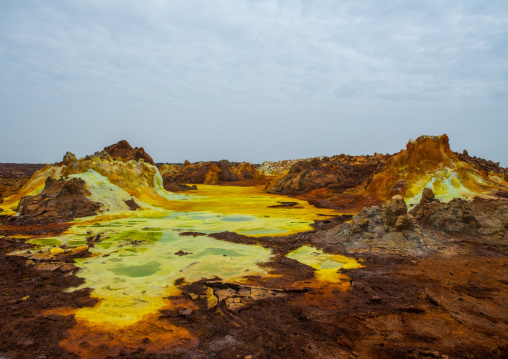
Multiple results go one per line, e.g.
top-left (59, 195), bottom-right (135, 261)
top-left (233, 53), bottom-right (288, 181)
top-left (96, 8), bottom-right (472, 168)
top-left (27, 185), bottom-right (358, 329)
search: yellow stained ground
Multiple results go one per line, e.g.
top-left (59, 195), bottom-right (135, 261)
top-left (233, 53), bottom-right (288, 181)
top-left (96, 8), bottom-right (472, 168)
top-left (286, 245), bottom-right (362, 283)
top-left (166, 184), bottom-right (339, 228)
top-left (24, 183), bottom-right (352, 332)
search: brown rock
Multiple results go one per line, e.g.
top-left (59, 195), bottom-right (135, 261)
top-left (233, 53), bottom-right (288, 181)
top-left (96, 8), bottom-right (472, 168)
top-left (59, 263), bottom-right (76, 273)
top-left (124, 199), bottom-right (139, 210)
top-left (16, 177), bottom-right (102, 222)
top-left (350, 216), bottom-right (369, 234)
top-left (102, 140), bottom-right (155, 165)
top-left (421, 187), bottom-right (436, 203)
top-left (37, 263), bottom-right (61, 271)
top-left (163, 182), bottom-right (197, 192)
top-left (394, 214), bottom-right (417, 232)
top-left (266, 154), bottom-right (385, 196)
top-left (70, 246), bottom-right (89, 256)
top-left (161, 160), bottom-right (264, 185)
top-left (383, 195), bottom-right (412, 231)
top-left (63, 152), bottom-right (77, 166)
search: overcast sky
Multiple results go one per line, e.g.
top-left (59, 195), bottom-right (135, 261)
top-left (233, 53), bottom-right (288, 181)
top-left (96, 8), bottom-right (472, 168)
top-left (1, 1), bottom-right (507, 165)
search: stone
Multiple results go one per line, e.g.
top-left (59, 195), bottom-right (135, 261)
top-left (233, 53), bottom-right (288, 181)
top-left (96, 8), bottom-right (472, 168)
top-left (124, 199), bottom-right (139, 210)
top-left (70, 246), bottom-right (89, 256)
top-left (16, 177), bottom-right (102, 221)
top-left (59, 263), bottom-right (76, 273)
top-left (206, 287), bottom-right (218, 309)
top-left (37, 263), bottom-right (61, 271)
top-left (63, 152), bottom-right (77, 166)
top-left (30, 253), bottom-right (54, 261)
top-left (102, 140), bottom-right (155, 165)
top-left (421, 187), bottom-right (436, 203)
top-left (383, 195), bottom-right (412, 231)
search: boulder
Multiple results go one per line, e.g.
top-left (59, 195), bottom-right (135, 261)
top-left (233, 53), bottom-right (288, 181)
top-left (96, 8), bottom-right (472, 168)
top-left (16, 176), bottom-right (102, 221)
top-left (421, 187), bottom-right (436, 204)
top-left (382, 195), bottom-right (416, 232)
top-left (63, 152), bottom-right (77, 166)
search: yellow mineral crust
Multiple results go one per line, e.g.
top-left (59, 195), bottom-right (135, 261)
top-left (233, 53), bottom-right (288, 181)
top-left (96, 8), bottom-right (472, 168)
top-left (0, 155), bottom-right (186, 215)
top-left (286, 245), bottom-right (362, 284)
top-left (27, 183), bottom-right (343, 330)
top-left (66, 228), bottom-right (274, 327)
top-left (164, 184), bottom-right (338, 230)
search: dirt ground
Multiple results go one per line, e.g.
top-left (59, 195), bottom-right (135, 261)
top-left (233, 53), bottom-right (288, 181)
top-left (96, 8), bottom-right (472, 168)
top-left (0, 162), bottom-right (507, 359)
top-left (0, 221), bottom-right (507, 359)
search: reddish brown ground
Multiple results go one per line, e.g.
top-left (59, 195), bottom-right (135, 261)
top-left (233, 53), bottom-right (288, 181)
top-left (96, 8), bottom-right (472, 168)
top-left (0, 218), bottom-right (506, 358)
top-left (0, 226), bottom-right (97, 359)
top-left (178, 223), bottom-right (507, 359)
top-left (0, 164), bottom-right (44, 202)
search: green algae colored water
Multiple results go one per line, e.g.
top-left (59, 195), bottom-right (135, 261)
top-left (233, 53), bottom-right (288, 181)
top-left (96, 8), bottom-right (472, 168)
top-left (30, 211), bottom-right (358, 326)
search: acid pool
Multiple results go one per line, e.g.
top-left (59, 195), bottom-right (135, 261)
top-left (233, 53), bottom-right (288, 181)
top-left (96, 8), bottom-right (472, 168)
top-left (27, 185), bottom-right (360, 327)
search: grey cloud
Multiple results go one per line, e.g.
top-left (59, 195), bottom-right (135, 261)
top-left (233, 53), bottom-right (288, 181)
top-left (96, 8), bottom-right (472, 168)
top-left (0, 0), bottom-right (507, 165)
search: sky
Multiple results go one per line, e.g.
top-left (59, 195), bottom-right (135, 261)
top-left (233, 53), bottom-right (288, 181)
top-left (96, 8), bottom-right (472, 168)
top-left (1, 1), bottom-right (507, 165)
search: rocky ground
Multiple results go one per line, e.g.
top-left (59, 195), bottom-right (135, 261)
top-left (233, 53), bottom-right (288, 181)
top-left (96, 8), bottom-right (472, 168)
top-left (0, 226), bottom-right (97, 359)
top-left (0, 137), bottom-right (507, 359)
top-left (0, 189), bottom-right (506, 358)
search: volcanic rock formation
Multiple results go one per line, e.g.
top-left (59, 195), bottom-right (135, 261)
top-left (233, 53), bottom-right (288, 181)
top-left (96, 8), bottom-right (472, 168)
top-left (411, 188), bottom-right (508, 237)
top-left (265, 154), bottom-right (387, 195)
top-left (264, 134), bottom-right (508, 212)
top-left (257, 159), bottom-right (300, 176)
top-left (365, 134), bottom-right (507, 202)
top-left (163, 182), bottom-right (197, 192)
top-left (161, 160), bottom-right (264, 185)
top-left (102, 140), bottom-right (155, 165)
top-left (16, 176), bottom-right (102, 221)
top-left (0, 163), bottom-right (45, 202)
top-left (316, 195), bottom-right (425, 255)
top-left (0, 145), bottom-right (168, 216)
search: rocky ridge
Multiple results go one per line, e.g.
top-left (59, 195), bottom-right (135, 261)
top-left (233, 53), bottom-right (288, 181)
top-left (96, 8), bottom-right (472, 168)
top-left (265, 135), bottom-right (508, 212)
top-left (265, 154), bottom-right (387, 195)
top-left (314, 195), bottom-right (425, 256)
top-left (0, 143), bottom-right (165, 217)
top-left (160, 159), bottom-right (264, 187)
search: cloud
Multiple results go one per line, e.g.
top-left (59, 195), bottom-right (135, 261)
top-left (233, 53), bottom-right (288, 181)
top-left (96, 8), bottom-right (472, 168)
top-left (0, 1), bottom-right (507, 164)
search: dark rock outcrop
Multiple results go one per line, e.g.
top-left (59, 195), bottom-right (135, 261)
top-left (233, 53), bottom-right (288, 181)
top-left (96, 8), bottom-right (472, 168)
top-left (124, 199), bottom-right (139, 210)
top-left (316, 196), bottom-right (425, 255)
top-left (164, 182), bottom-right (197, 192)
top-left (382, 195), bottom-right (417, 232)
top-left (457, 151), bottom-right (508, 178)
top-left (16, 177), bottom-right (102, 221)
top-left (265, 154), bottom-right (387, 195)
top-left (411, 190), bottom-right (508, 238)
top-left (161, 160), bottom-right (264, 185)
top-left (103, 140), bottom-right (155, 165)
top-left (63, 152), bottom-right (77, 166)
